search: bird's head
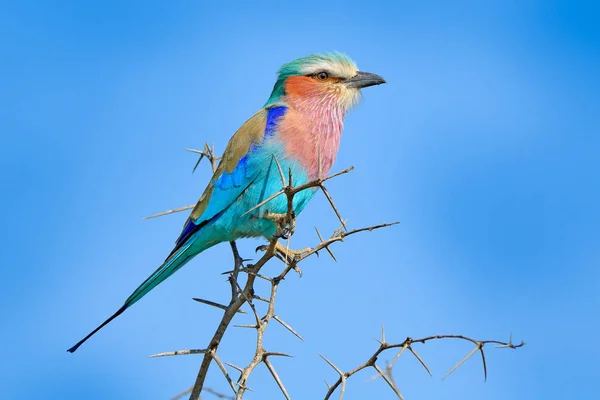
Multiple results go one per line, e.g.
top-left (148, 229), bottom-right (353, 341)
top-left (265, 52), bottom-right (385, 112)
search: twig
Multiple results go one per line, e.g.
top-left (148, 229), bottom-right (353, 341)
top-left (323, 333), bottom-right (525, 399)
top-left (187, 143), bottom-right (220, 174)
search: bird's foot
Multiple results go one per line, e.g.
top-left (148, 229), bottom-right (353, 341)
top-left (273, 241), bottom-right (311, 261)
top-left (263, 211), bottom-right (296, 239)
top-left (255, 241), bottom-right (311, 261)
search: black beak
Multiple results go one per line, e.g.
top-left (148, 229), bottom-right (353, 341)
top-left (344, 71), bottom-right (386, 89)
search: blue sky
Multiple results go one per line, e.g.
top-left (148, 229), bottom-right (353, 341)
top-left (1, 1), bottom-right (598, 399)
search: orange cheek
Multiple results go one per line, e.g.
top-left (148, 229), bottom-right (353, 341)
top-left (285, 76), bottom-right (328, 98)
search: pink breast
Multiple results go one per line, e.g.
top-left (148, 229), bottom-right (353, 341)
top-left (278, 102), bottom-right (344, 180)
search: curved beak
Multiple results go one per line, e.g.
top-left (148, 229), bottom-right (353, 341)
top-left (344, 71), bottom-right (386, 89)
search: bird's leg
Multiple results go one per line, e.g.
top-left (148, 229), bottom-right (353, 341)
top-left (273, 241), bottom-right (311, 260)
top-left (255, 209), bottom-right (308, 265)
top-left (255, 241), bottom-right (309, 277)
top-left (255, 239), bottom-right (310, 257)
top-left (255, 241), bottom-right (310, 258)
top-left (263, 211), bottom-right (296, 239)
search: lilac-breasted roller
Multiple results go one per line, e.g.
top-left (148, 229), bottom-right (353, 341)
top-left (67, 53), bottom-right (385, 353)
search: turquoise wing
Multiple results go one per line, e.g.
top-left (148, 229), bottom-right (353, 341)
top-left (173, 105), bottom-right (288, 250)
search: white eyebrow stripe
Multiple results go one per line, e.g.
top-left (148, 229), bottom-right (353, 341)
top-left (300, 60), bottom-right (358, 79)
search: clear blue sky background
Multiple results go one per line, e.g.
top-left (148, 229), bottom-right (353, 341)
top-left (1, 1), bottom-right (598, 399)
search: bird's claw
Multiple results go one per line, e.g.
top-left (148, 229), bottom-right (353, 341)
top-left (293, 265), bottom-right (303, 278)
top-left (275, 226), bottom-right (295, 240)
top-left (255, 244), bottom-right (269, 253)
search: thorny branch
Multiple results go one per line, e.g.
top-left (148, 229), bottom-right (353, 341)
top-left (145, 143), bottom-right (522, 400)
top-left (144, 144), bottom-right (220, 220)
top-left (323, 329), bottom-right (525, 400)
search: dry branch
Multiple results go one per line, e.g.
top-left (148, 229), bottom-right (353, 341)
top-left (144, 143), bottom-right (522, 400)
top-left (323, 332), bottom-right (525, 399)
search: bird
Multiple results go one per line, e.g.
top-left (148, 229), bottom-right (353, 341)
top-left (67, 52), bottom-right (385, 353)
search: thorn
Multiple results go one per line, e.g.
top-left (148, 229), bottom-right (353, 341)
top-left (234, 382), bottom-right (254, 392)
top-left (390, 343), bottom-right (409, 366)
top-left (148, 349), bottom-right (207, 358)
top-left (479, 344), bottom-right (488, 382)
top-left (373, 363), bottom-right (404, 400)
top-left (192, 298), bottom-right (247, 314)
top-left (192, 153), bottom-right (204, 173)
top-left (143, 204), bottom-right (195, 220)
top-left (264, 351), bottom-right (293, 358)
top-left (320, 184), bottom-right (347, 231)
top-left (224, 362), bottom-right (243, 372)
top-left (408, 346), bottom-right (432, 377)
top-left (321, 165), bottom-right (354, 183)
top-left (211, 351), bottom-right (237, 396)
top-left (332, 223), bottom-right (346, 238)
top-left (274, 315), bottom-right (305, 341)
top-left (242, 189), bottom-right (285, 217)
top-left (315, 227), bottom-right (337, 262)
top-left (242, 270), bottom-right (273, 282)
top-left (273, 155), bottom-right (287, 187)
top-left (234, 324), bottom-right (259, 329)
top-left (233, 279), bottom-right (261, 325)
top-left (442, 343), bottom-right (481, 381)
top-left (250, 295), bottom-right (268, 304)
top-left (264, 357), bottom-right (291, 400)
top-left (319, 354), bottom-right (344, 376)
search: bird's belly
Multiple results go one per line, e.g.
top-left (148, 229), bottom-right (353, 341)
top-left (211, 156), bottom-right (316, 240)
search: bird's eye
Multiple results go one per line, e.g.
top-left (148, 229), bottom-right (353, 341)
top-left (315, 71), bottom-right (329, 80)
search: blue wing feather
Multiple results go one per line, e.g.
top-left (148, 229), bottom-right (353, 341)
top-left (174, 106), bottom-right (288, 250)
top-left (265, 106), bottom-right (286, 137)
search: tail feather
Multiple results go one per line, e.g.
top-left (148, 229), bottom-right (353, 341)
top-left (67, 305), bottom-right (127, 353)
top-left (67, 241), bottom-right (195, 353)
top-left (123, 241), bottom-right (194, 309)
